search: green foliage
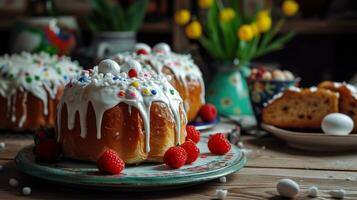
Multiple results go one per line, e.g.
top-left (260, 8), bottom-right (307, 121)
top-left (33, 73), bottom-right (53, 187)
top-left (198, 0), bottom-right (295, 67)
top-left (87, 0), bottom-right (149, 32)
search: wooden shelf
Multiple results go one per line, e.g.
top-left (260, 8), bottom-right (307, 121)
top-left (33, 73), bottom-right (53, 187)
top-left (281, 19), bottom-right (357, 34)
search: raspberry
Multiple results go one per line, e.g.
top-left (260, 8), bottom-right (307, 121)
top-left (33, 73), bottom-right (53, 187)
top-left (163, 146), bottom-right (187, 169)
top-left (199, 104), bottom-right (217, 122)
top-left (128, 69), bottom-right (138, 78)
top-left (136, 49), bottom-right (149, 55)
top-left (181, 141), bottom-right (200, 164)
top-left (185, 125), bottom-right (200, 143)
top-left (97, 149), bottom-right (125, 175)
top-left (34, 139), bottom-right (61, 163)
top-left (208, 133), bottom-right (231, 155)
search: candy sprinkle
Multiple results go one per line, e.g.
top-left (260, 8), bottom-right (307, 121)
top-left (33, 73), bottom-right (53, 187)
top-left (113, 76), bottom-right (120, 81)
top-left (25, 76), bottom-right (32, 83)
top-left (170, 89), bottom-right (175, 95)
top-left (142, 88), bottom-right (150, 96)
top-left (117, 91), bottom-right (125, 97)
top-left (78, 76), bottom-right (88, 82)
top-left (129, 91), bottom-right (137, 97)
top-left (131, 81), bottom-right (140, 88)
top-left (151, 89), bottom-right (157, 95)
top-left (34, 75), bottom-right (40, 81)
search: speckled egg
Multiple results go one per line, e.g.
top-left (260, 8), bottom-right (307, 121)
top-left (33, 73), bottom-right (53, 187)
top-left (98, 59), bottom-right (120, 75)
top-left (276, 178), bottom-right (300, 198)
top-left (121, 59), bottom-right (142, 73)
top-left (321, 113), bottom-right (354, 135)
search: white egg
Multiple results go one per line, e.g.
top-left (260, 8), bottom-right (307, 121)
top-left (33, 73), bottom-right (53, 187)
top-left (276, 178), bottom-right (300, 198)
top-left (121, 59), bottom-right (142, 73)
top-left (330, 189), bottom-right (346, 199)
top-left (321, 113), bottom-right (354, 135)
top-left (98, 59), bottom-right (120, 75)
top-left (153, 43), bottom-right (171, 54)
top-left (135, 43), bottom-right (151, 53)
top-left (215, 189), bottom-right (227, 200)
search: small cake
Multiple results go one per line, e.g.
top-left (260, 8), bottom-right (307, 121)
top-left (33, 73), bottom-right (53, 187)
top-left (113, 43), bottom-right (205, 121)
top-left (318, 81), bottom-right (357, 133)
top-left (56, 59), bottom-right (187, 164)
top-left (0, 52), bottom-right (81, 131)
top-left (262, 87), bottom-right (339, 129)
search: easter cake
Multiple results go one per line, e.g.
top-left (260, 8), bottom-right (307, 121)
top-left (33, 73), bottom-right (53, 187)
top-left (318, 81), bottom-right (357, 133)
top-left (56, 59), bottom-right (186, 164)
top-left (262, 87), bottom-right (339, 129)
top-left (0, 52), bottom-right (81, 131)
top-left (113, 43), bottom-right (205, 121)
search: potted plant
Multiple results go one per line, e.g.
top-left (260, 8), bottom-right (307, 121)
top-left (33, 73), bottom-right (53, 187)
top-left (175, 0), bottom-right (299, 119)
top-left (87, 0), bottom-right (149, 59)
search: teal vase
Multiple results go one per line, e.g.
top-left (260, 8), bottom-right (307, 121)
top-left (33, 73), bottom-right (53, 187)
top-left (206, 64), bottom-right (253, 117)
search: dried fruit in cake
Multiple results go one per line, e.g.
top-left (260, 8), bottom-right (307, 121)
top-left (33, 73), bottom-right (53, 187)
top-left (97, 149), bottom-right (125, 175)
top-left (181, 140), bottom-right (200, 164)
top-left (199, 104), bottom-right (217, 122)
top-left (262, 87), bottom-right (339, 129)
top-left (208, 133), bottom-right (231, 155)
top-left (185, 125), bottom-right (201, 143)
top-left (34, 139), bottom-right (61, 163)
top-left (163, 146), bottom-right (187, 169)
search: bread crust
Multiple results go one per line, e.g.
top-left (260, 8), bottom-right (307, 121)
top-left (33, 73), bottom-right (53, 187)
top-left (0, 88), bottom-right (63, 131)
top-left (262, 89), bottom-right (339, 129)
top-left (57, 102), bottom-right (186, 164)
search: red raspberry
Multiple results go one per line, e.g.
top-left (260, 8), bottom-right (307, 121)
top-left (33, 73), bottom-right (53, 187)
top-left (34, 139), bottom-right (61, 163)
top-left (97, 149), bottom-right (125, 175)
top-left (199, 104), bottom-right (217, 122)
top-left (181, 141), bottom-right (200, 164)
top-left (163, 146), bottom-right (187, 169)
top-left (128, 69), bottom-right (138, 78)
top-left (136, 49), bottom-right (149, 55)
top-left (185, 125), bottom-right (200, 143)
top-left (208, 133), bottom-right (231, 155)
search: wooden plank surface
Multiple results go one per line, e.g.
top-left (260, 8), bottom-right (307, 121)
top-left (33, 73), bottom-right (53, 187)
top-left (1, 135), bottom-right (357, 199)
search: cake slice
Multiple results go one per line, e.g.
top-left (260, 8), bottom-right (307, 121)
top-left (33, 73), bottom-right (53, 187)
top-left (262, 87), bottom-right (339, 129)
top-left (318, 81), bottom-right (357, 133)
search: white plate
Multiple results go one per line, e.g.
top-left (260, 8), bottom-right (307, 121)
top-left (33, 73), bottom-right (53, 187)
top-left (261, 123), bottom-right (357, 151)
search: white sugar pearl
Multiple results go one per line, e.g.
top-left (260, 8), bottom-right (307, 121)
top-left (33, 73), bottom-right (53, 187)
top-left (135, 43), bottom-right (151, 53)
top-left (219, 176), bottom-right (227, 183)
top-left (216, 189), bottom-right (227, 200)
top-left (330, 189), bottom-right (346, 199)
top-left (9, 178), bottom-right (19, 187)
top-left (0, 142), bottom-right (5, 148)
top-left (98, 59), bottom-right (120, 75)
top-left (276, 179), bottom-right (300, 198)
top-left (153, 43), bottom-right (171, 54)
top-left (122, 59), bottom-right (142, 73)
top-left (262, 71), bottom-right (272, 80)
top-left (22, 187), bottom-right (31, 195)
top-left (308, 186), bottom-right (319, 197)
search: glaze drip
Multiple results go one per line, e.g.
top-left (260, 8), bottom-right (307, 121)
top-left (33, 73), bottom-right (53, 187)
top-left (0, 52), bottom-right (81, 128)
top-left (57, 59), bottom-right (185, 153)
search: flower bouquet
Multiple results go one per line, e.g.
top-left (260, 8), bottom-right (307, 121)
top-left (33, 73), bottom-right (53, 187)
top-left (175, 0), bottom-right (299, 119)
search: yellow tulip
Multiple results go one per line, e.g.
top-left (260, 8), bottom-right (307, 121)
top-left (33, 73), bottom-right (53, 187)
top-left (174, 9), bottom-right (191, 26)
top-left (251, 22), bottom-right (259, 36)
top-left (219, 8), bottom-right (236, 22)
top-left (238, 25), bottom-right (254, 41)
top-left (282, 0), bottom-right (299, 16)
top-left (198, 0), bottom-right (213, 9)
top-left (257, 14), bottom-right (272, 33)
top-left (185, 21), bottom-right (202, 39)
top-left (257, 9), bottom-right (270, 19)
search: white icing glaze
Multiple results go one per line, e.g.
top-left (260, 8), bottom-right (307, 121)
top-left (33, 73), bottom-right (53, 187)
top-left (57, 59), bottom-right (186, 153)
top-left (0, 52), bottom-right (81, 128)
top-left (114, 43), bottom-right (205, 111)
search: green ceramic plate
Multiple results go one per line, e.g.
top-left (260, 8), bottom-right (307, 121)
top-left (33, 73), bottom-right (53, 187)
top-left (15, 139), bottom-right (246, 191)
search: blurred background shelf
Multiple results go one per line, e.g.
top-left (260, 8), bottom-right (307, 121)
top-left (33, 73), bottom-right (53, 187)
top-left (281, 20), bottom-right (357, 34)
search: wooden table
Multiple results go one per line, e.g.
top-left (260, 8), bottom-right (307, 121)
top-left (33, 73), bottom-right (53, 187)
top-left (1, 133), bottom-right (357, 200)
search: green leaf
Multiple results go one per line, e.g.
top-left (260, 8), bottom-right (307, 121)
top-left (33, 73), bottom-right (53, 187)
top-left (125, 0), bottom-right (149, 31)
top-left (111, 4), bottom-right (124, 31)
top-left (253, 32), bottom-right (295, 58)
top-left (90, 0), bottom-right (111, 20)
top-left (219, 21), bottom-right (236, 58)
top-left (199, 37), bottom-right (221, 59)
top-left (206, 1), bottom-right (225, 59)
